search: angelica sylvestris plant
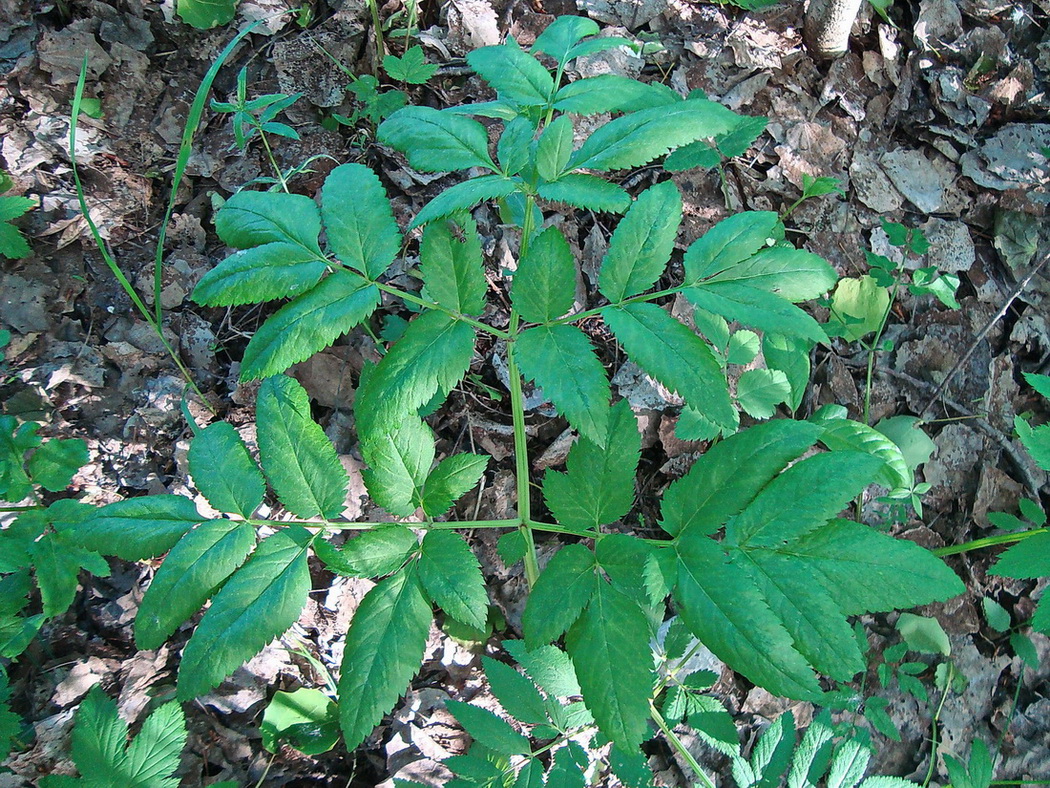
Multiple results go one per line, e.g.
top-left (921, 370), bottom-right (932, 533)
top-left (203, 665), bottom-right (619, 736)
top-left (63, 16), bottom-right (964, 782)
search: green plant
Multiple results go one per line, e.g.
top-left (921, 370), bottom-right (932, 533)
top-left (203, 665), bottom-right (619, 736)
top-left (38, 686), bottom-right (187, 787)
top-left (51, 15), bottom-right (973, 785)
top-left (177, 0), bottom-right (238, 29)
top-left (0, 171), bottom-right (35, 260)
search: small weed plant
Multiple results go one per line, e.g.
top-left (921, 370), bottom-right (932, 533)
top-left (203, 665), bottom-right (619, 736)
top-left (6, 14), bottom-right (1046, 786)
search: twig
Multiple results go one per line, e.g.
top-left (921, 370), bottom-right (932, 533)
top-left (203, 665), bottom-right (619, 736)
top-left (918, 250), bottom-right (1050, 420)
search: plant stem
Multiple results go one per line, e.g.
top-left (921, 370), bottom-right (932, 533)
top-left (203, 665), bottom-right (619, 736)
top-left (375, 282), bottom-right (510, 339)
top-left (934, 527), bottom-right (1048, 557)
top-left (547, 286), bottom-right (682, 326)
top-left (0, 504), bottom-right (45, 512)
top-left (650, 701), bottom-right (716, 788)
top-left (257, 129), bottom-right (290, 193)
top-left (922, 661), bottom-right (953, 788)
top-left (507, 306), bottom-right (540, 587)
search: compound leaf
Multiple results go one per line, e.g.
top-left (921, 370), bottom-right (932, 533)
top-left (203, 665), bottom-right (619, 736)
top-left (74, 495), bottom-right (202, 561)
top-left (537, 174), bottom-right (631, 213)
top-left (339, 565), bottom-right (432, 750)
top-left (602, 302), bottom-right (735, 429)
top-left (26, 437), bottom-right (87, 492)
top-left (522, 543), bottom-right (596, 647)
top-left (322, 163), bottom-right (401, 280)
top-left (418, 530), bottom-right (489, 630)
top-left (121, 699), bottom-right (188, 787)
top-left (467, 44), bottom-right (554, 107)
top-left (513, 324), bottom-right (610, 445)
top-left (420, 217), bottom-right (487, 316)
top-left (240, 270), bottom-right (380, 381)
top-left (257, 375), bottom-right (348, 520)
top-left (178, 526), bottom-right (313, 700)
top-left (565, 580), bottom-right (654, 751)
top-left (599, 181), bottom-right (681, 303)
top-left (543, 399), bottom-right (640, 530)
top-left (532, 16), bottom-right (600, 64)
top-left (512, 225), bottom-right (576, 323)
top-left (378, 106), bottom-right (496, 173)
top-left (188, 421), bottom-right (265, 518)
top-left (568, 100), bottom-right (739, 172)
top-left (421, 453), bottom-right (489, 517)
top-left (135, 520), bottom-right (256, 650)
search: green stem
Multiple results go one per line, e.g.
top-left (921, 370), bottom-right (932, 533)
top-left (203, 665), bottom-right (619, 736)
top-left (547, 286), bottom-right (682, 326)
top-left (922, 662), bottom-right (953, 788)
top-left (71, 61), bottom-right (210, 410)
top-left (934, 528), bottom-right (1048, 557)
top-left (258, 128), bottom-right (290, 193)
top-left (650, 701), bottom-right (716, 788)
top-left (507, 306), bottom-right (540, 587)
top-left (0, 504), bottom-right (46, 513)
top-left (375, 282), bottom-right (510, 339)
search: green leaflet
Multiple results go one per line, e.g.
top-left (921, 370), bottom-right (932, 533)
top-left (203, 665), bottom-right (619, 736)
top-left (602, 302), bottom-right (735, 428)
top-left (322, 163), bottom-right (401, 280)
top-left (446, 701), bottom-right (531, 755)
top-left (261, 688), bottom-right (340, 755)
top-left (215, 190), bottom-right (322, 252)
top-left (512, 225), bottom-right (576, 323)
top-left (503, 639), bottom-right (582, 698)
top-left (192, 244), bottom-right (327, 306)
top-left (28, 533), bottom-right (108, 618)
top-left (135, 520), bottom-right (256, 650)
top-left (410, 175), bottom-right (517, 230)
top-left (256, 375), bottom-right (348, 520)
top-left (535, 116), bottom-right (575, 182)
top-left (674, 532), bottom-right (823, 700)
top-left (40, 686), bottom-right (186, 788)
top-left (418, 530), bottom-right (489, 630)
top-left (498, 116), bottom-right (536, 176)
top-left (991, 532), bottom-right (1050, 579)
top-left (482, 656), bottom-right (549, 725)
top-left (73, 495), bottom-right (202, 561)
top-left (420, 217), bottom-right (487, 316)
top-left (702, 247), bottom-right (837, 301)
top-left (522, 543), bottom-right (597, 647)
top-left (762, 334), bottom-right (811, 412)
top-left (598, 181), bottom-right (682, 303)
top-left (543, 399), bottom-right (640, 530)
top-left (377, 106), bottom-right (497, 173)
top-left (553, 75), bottom-right (678, 115)
top-left (731, 545), bottom-right (865, 680)
top-left (25, 438), bottom-right (87, 492)
top-left (177, 526), bottom-right (313, 700)
top-left (683, 282), bottom-right (828, 343)
top-left (724, 452), bottom-right (883, 549)
top-left (0, 667), bottom-right (17, 759)
top-left (176, 0), bottom-right (236, 28)
top-left (356, 310), bottom-right (476, 435)
top-left (360, 416), bottom-right (434, 517)
top-left (240, 269), bottom-right (380, 381)
top-left (338, 565), bottom-right (432, 751)
top-left (420, 453), bottom-right (489, 517)
top-left (531, 15), bottom-right (600, 65)
top-left (187, 421), bottom-right (265, 518)
top-left (683, 211), bottom-right (780, 284)
top-left (314, 527), bottom-right (417, 578)
top-left (736, 369), bottom-right (792, 419)
top-left (513, 324), bottom-right (610, 445)
top-left (810, 407), bottom-right (911, 492)
top-left (595, 533), bottom-right (660, 610)
top-left (565, 580), bottom-right (654, 751)
top-left (467, 43), bottom-right (555, 107)
top-left (665, 114), bottom-right (769, 171)
top-left (568, 100), bottom-right (740, 172)
top-left (536, 174), bottom-right (631, 213)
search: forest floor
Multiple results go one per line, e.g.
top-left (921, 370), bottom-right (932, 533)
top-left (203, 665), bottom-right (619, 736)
top-left (1, 0), bottom-right (1049, 784)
